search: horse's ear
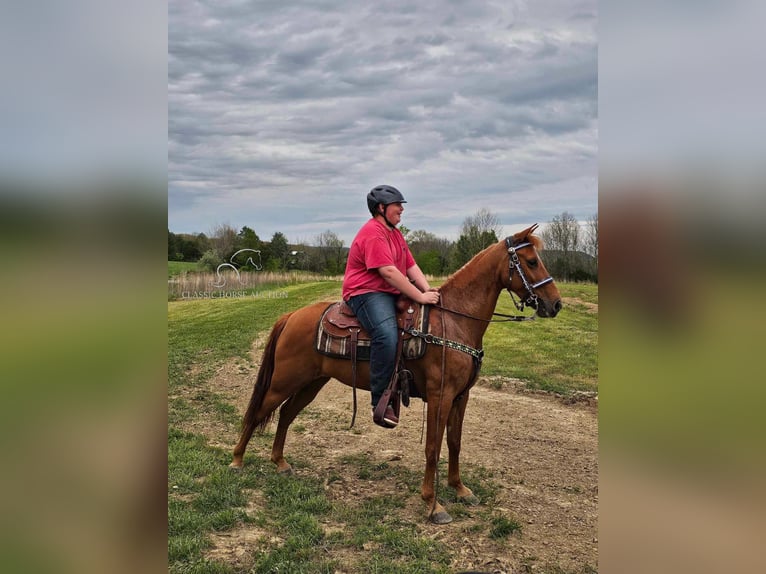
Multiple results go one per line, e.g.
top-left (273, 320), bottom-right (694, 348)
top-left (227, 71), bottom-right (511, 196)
top-left (519, 223), bottom-right (538, 239)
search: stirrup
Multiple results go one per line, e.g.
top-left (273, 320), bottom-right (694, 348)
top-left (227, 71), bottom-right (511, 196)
top-left (372, 393), bottom-right (398, 428)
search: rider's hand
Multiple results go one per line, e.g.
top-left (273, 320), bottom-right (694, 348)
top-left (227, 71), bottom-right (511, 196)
top-left (418, 290), bottom-right (440, 305)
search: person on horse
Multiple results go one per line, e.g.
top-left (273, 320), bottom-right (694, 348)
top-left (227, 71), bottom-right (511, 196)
top-left (342, 185), bottom-right (441, 428)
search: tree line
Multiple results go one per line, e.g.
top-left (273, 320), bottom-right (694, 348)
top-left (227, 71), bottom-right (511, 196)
top-left (539, 211), bottom-right (598, 282)
top-left (168, 208), bottom-right (598, 282)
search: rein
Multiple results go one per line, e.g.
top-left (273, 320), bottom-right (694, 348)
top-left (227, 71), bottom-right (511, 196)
top-left (427, 236), bottom-right (552, 324)
top-left (433, 303), bottom-right (535, 323)
top-left (407, 235), bottom-right (555, 359)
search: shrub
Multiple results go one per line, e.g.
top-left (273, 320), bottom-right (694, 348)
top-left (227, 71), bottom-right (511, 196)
top-left (197, 249), bottom-right (221, 272)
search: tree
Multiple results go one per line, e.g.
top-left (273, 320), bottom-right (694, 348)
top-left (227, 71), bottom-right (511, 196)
top-left (285, 247), bottom-right (307, 270)
top-left (228, 226), bottom-right (263, 271)
top-left (450, 228), bottom-right (498, 270)
top-left (584, 212), bottom-right (598, 259)
top-left (467, 207), bottom-right (503, 240)
top-left (408, 229), bottom-right (452, 275)
top-left (168, 230), bottom-right (204, 261)
top-left (414, 250), bottom-right (443, 275)
top-left (540, 211), bottom-right (592, 281)
top-left (541, 211), bottom-right (580, 254)
top-left (315, 230), bottom-right (345, 275)
top-left (208, 223), bottom-right (239, 261)
top-left (237, 226), bottom-right (261, 251)
top-left (168, 230), bottom-right (180, 260)
top-left (197, 249), bottom-right (220, 272)
top-left (582, 211), bottom-right (598, 280)
top-left (195, 233), bottom-right (210, 255)
top-left (264, 231), bottom-right (289, 271)
top-left (178, 235), bottom-right (203, 261)
top-left (449, 208), bottom-right (502, 270)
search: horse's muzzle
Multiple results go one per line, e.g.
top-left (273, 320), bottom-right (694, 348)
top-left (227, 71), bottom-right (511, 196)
top-left (537, 298), bottom-right (562, 318)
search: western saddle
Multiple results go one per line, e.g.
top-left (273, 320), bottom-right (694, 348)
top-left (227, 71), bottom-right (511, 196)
top-left (315, 296), bottom-right (429, 427)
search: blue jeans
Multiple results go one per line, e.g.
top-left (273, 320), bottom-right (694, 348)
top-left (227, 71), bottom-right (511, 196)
top-left (346, 292), bottom-right (398, 408)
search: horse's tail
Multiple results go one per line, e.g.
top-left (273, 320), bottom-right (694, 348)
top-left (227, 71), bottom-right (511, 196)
top-left (241, 312), bottom-right (292, 436)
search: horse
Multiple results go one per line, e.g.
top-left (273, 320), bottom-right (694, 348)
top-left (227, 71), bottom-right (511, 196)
top-left (229, 224), bottom-right (562, 524)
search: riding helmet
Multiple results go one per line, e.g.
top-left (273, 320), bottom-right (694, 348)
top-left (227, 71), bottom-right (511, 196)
top-left (367, 185), bottom-right (407, 215)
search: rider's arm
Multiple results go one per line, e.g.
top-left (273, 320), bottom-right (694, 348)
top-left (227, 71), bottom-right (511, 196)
top-left (406, 263), bottom-right (432, 293)
top-left (378, 266), bottom-right (439, 305)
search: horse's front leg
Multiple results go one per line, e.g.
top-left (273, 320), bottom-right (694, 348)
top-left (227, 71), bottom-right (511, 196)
top-left (447, 390), bottom-right (480, 505)
top-left (421, 393), bottom-right (454, 524)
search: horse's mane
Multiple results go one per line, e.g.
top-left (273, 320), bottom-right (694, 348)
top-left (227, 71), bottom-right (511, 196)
top-left (441, 231), bottom-right (542, 290)
top-left (441, 241), bottom-right (499, 289)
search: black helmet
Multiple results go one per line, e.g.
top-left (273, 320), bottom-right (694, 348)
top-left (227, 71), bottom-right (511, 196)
top-left (367, 185), bottom-right (407, 216)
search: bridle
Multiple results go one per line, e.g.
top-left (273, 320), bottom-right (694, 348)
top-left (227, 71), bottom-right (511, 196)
top-left (504, 236), bottom-right (554, 313)
top-left (432, 235), bottom-right (554, 323)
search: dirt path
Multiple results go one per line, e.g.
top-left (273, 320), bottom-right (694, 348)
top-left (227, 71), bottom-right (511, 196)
top-left (190, 349), bottom-right (598, 573)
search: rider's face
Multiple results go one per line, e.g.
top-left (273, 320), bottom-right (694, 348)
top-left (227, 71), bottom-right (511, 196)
top-left (381, 202), bottom-right (403, 226)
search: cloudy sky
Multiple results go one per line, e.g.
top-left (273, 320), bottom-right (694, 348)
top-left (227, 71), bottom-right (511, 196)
top-left (169, 0), bottom-right (597, 244)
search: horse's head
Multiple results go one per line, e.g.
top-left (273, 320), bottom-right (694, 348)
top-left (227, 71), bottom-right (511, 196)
top-left (502, 224), bottom-right (562, 318)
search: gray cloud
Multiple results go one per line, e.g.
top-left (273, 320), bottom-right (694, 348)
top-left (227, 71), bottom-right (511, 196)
top-left (169, 0), bottom-right (597, 243)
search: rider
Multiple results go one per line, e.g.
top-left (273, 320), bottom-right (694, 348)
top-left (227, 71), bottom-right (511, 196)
top-left (342, 185), bottom-right (440, 428)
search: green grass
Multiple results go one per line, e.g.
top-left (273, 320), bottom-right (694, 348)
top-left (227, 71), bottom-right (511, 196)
top-left (168, 428), bottom-right (266, 570)
top-left (168, 281), bottom-right (343, 571)
top-left (169, 260), bottom-right (199, 277)
top-left (489, 515), bottom-right (522, 539)
top-left (480, 282), bottom-right (598, 394)
top-left (168, 279), bottom-right (597, 572)
top-left (168, 281), bottom-right (342, 393)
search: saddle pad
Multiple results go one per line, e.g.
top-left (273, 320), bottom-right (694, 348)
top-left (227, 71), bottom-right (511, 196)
top-left (315, 300), bottom-right (430, 361)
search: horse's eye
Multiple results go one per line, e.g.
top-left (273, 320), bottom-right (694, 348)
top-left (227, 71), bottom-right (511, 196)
top-left (527, 258), bottom-right (538, 267)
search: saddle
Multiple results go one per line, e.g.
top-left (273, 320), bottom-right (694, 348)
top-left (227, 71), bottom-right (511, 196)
top-left (315, 295), bottom-right (431, 427)
top-left (315, 297), bottom-right (430, 361)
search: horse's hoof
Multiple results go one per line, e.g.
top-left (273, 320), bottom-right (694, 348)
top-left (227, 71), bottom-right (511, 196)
top-left (430, 511), bottom-right (453, 524)
top-left (458, 494), bottom-right (480, 506)
top-left (228, 463), bottom-right (243, 472)
top-left (277, 466), bottom-right (294, 476)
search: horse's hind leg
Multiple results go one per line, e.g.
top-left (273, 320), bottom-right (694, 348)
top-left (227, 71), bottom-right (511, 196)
top-left (446, 390), bottom-right (479, 505)
top-left (271, 377), bottom-right (329, 475)
top-left (231, 383), bottom-right (305, 470)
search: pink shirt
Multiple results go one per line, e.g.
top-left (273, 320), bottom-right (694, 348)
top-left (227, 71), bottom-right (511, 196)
top-left (342, 218), bottom-right (416, 300)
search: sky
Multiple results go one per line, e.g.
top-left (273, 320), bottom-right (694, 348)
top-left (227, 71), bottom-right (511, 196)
top-left (168, 0), bottom-right (597, 245)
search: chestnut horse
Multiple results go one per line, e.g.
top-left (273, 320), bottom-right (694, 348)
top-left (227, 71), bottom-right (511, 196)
top-left (230, 224), bottom-right (562, 523)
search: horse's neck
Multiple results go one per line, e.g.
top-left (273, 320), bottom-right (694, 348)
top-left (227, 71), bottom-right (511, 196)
top-left (438, 244), bottom-right (505, 344)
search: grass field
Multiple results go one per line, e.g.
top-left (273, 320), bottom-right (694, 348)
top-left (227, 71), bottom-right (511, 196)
top-left (480, 281), bottom-right (597, 394)
top-left (168, 280), bottom-right (597, 573)
top-left (168, 260), bottom-right (200, 278)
